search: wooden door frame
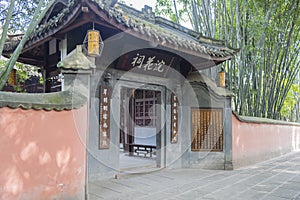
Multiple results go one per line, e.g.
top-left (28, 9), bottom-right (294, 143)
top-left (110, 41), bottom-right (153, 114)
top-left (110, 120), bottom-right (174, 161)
top-left (118, 81), bottom-right (167, 168)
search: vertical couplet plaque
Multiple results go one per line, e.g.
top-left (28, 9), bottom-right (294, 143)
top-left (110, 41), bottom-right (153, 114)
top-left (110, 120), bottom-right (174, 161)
top-left (171, 93), bottom-right (179, 143)
top-left (99, 85), bottom-right (111, 149)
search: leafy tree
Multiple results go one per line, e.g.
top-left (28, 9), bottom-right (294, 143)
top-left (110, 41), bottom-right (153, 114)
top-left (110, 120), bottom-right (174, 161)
top-left (0, 0), bottom-right (55, 90)
top-left (0, 0), bottom-right (42, 33)
top-left (0, 59), bottom-right (42, 92)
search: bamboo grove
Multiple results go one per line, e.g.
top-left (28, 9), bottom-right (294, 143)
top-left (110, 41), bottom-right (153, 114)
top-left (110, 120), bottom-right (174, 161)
top-left (156, 0), bottom-right (300, 121)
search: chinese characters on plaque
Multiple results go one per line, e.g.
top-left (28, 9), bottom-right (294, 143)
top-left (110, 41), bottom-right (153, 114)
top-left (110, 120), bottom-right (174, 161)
top-left (116, 49), bottom-right (177, 78)
top-left (171, 93), bottom-right (179, 144)
top-left (99, 86), bottom-right (110, 149)
top-left (131, 54), bottom-right (167, 73)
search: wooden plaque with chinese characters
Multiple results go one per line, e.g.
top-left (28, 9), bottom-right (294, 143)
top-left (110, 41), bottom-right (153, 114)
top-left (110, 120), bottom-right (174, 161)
top-left (191, 108), bottom-right (223, 151)
top-left (171, 93), bottom-right (179, 143)
top-left (99, 86), bottom-right (111, 149)
top-left (116, 49), bottom-right (178, 78)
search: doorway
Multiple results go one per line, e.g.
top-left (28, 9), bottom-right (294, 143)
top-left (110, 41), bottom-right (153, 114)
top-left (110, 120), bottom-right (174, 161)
top-left (119, 86), bottom-right (165, 172)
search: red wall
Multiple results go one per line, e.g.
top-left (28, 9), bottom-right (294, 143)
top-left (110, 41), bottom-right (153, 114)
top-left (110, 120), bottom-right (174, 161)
top-left (0, 106), bottom-right (87, 199)
top-left (232, 114), bottom-right (300, 168)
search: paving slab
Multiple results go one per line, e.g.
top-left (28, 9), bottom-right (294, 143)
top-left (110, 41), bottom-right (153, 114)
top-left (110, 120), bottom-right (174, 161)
top-left (272, 188), bottom-right (300, 199)
top-left (88, 151), bottom-right (300, 200)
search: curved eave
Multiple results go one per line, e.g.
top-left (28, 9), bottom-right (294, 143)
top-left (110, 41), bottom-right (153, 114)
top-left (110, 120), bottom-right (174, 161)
top-left (192, 59), bottom-right (231, 71)
top-left (2, 3), bottom-right (82, 66)
top-left (188, 72), bottom-right (233, 98)
top-left (8, 3), bottom-right (82, 55)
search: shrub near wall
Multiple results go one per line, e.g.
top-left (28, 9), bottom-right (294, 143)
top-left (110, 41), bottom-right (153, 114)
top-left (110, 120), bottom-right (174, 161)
top-left (232, 113), bottom-right (300, 168)
top-left (0, 106), bottom-right (87, 199)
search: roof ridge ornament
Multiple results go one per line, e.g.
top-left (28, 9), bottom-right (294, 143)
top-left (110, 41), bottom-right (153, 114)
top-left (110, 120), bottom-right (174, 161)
top-left (142, 5), bottom-right (155, 19)
top-left (105, 0), bottom-right (118, 7)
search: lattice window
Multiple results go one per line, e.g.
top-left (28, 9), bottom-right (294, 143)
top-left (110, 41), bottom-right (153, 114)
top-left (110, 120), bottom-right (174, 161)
top-left (134, 90), bottom-right (157, 127)
top-left (191, 108), bottom-right (223, 151)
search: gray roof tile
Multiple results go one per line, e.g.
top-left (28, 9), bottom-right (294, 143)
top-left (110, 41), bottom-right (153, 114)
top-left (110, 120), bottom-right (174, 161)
top-left (3, 0), bottom-right (238, 60)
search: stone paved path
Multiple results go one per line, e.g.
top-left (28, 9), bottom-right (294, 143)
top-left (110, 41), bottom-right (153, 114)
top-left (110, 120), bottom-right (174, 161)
top-left (88, 151), bottom-right (300, 200)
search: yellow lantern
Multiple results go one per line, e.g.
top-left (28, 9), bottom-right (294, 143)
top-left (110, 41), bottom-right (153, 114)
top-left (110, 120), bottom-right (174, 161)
top-left (88, 30), bottom-right (100, 56)
top-left (83, 25), bottom-right (104, 57)
top-left (218, 68), bottom-right (225, 87)
top-left (8, 69), bottom-right (17, 86)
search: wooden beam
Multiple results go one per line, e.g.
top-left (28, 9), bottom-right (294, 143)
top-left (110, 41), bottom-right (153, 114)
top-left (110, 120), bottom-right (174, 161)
top-left (58, 15), bottom-right (118, 35)
top-left (18, 58), bottom-right (45, 66)
top-left (57, 18), bottom-right (91, 34)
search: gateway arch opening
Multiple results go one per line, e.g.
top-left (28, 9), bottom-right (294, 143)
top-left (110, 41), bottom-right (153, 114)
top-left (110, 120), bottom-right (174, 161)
top-left (119, 87), bottom-right (164, 172)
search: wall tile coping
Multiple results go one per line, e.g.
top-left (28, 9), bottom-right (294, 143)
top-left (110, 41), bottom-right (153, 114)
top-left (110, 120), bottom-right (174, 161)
top-left (233, 112), bottom-right (300, 127)
top-left (0, 89), bottom-right (87, 111)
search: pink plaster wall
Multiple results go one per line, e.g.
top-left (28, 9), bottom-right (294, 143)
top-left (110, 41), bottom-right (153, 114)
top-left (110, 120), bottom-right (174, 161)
top-left (0, 106), bottom-right (87, 199)
top-left (232, 114), bottom-right (300, 168)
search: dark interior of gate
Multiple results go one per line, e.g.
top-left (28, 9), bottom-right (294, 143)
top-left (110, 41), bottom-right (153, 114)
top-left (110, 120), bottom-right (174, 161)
top-left (119, 88), bottom-right (160, 172)
top-left (120, 89), bottom-right (158, 153)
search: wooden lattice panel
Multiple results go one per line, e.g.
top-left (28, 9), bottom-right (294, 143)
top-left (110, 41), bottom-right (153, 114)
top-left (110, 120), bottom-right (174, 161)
top-left (191, 109), bottom-right (223, 151)
top-left (134, 90), bottom-right (157, 127)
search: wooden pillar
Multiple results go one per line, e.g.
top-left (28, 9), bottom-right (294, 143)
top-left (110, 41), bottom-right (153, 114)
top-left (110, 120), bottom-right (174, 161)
top-left (120, 88), bottom-right (126, 151)
top-left (45, 70), bottom-right (52, 93)
top-left (128, 89), bottom-right (135, 146)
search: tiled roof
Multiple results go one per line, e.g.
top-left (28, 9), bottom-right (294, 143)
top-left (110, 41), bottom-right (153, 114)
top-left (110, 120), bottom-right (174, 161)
top-left (3, 0), bottom-right (237, 61)
top-left (4, 0), bottom-right (80, 53)
top-left (0, 89), bottom-right (87, 111)
top-left (102, 2), bottom-right (237, 59)
top-left (3, 34), bottom-right (23, 52)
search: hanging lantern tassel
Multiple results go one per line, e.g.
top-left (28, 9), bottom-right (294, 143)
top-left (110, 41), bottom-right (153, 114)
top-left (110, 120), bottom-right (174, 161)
top-left (88, 30), bottom-right (100, 56)
top-left (218, 69), bottom-right (225, 87)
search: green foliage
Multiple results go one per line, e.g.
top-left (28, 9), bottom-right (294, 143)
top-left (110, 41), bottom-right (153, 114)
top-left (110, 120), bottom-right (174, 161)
top-left (0, 0), bottom-right (55, 90)
top-left (155, 0), bottom-right (176, 21)
top-left (0, 0), bottom-right (48, 33)
top-left (0, 59), bottom-right (41, 92)
top-left (155, 0), bottom-right (190, 24)
top-left (156, 0), bottom-right (300, 121)
top-left (280, 83), bottom-right (300, 122)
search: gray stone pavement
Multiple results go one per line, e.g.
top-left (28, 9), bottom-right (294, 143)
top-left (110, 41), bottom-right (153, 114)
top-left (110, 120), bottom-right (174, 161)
top-left (88, 151), bottom-right (300, 200)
